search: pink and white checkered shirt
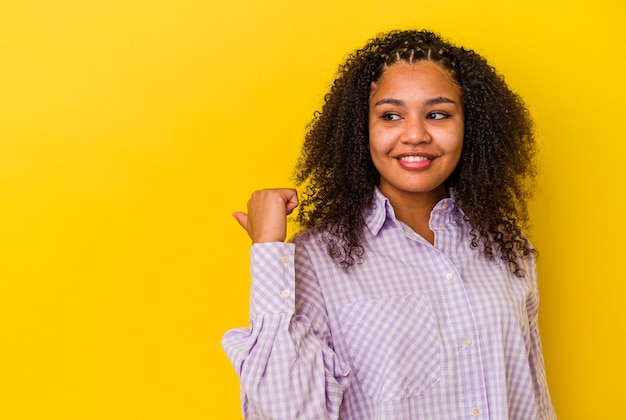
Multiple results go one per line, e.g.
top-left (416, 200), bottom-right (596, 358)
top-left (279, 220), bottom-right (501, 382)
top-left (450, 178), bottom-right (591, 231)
top-left (223, 189), bottom-right (556, 419)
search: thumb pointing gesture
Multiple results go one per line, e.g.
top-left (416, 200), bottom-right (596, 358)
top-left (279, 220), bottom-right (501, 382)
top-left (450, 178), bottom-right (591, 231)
top-left (233, 188), bottom-right (298, 243)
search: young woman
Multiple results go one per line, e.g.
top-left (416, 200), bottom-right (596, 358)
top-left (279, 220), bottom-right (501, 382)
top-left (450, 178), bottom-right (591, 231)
top-left (223, 29), bottom-right (556, 419)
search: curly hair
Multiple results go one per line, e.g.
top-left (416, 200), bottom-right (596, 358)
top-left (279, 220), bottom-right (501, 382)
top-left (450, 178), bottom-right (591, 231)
top-left (293, 29), bottom-right (537, 276)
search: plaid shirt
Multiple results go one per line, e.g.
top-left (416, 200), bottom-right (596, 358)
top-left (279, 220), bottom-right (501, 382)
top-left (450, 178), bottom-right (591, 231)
top-left (223, 189), bottom-right (556, 419)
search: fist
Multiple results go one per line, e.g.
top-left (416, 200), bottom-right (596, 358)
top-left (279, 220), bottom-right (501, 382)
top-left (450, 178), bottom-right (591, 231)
top-left (233, 188), bottom-right (299, 243)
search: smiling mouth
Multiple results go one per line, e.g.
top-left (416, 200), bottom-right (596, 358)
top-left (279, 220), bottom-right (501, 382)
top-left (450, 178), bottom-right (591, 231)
top-left (398, 155), bottom-right (430, 162)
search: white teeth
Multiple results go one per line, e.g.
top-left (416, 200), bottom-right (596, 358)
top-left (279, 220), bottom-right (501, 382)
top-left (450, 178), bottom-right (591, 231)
top-left (399, 155), bottom-right (428, 162)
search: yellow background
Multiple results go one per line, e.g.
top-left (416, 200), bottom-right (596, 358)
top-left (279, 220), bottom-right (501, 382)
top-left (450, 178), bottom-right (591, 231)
top-left (1, 0), bottom-right (624, 418)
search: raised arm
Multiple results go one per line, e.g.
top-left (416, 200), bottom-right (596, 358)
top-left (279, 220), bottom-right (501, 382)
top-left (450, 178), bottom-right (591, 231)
top-left (223, 189), bottom-right (351, 419)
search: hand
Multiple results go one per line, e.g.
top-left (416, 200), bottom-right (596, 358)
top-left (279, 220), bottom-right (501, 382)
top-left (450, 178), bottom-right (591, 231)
top-left (233, 188), bottom-right (299, 243)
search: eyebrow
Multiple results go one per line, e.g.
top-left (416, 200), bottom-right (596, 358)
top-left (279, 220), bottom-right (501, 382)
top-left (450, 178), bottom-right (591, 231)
top-left (373, 97), bottom-right (458, 107)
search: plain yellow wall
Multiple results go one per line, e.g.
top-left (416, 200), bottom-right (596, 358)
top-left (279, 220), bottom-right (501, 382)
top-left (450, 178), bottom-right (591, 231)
top-left (1, 0), bottom-right (625, 418)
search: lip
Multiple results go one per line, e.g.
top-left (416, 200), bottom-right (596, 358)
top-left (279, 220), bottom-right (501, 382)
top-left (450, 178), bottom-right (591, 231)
top-left (394, 152), bottom-right (435, 170)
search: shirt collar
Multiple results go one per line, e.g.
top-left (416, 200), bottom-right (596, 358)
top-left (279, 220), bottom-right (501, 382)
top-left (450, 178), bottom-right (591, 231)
top-left (364, 187), bottom-right (463, 236)
top-left (363, 188), bottom-right (393, 236)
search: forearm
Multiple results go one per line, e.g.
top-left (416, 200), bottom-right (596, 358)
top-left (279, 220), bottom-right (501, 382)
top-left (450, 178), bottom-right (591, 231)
top-left (222, 243), bottom-right (350, 419)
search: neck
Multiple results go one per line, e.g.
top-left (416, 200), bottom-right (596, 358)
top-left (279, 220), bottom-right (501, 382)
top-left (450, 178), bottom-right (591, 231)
top-left (380, 186), bottom-right (447, 245)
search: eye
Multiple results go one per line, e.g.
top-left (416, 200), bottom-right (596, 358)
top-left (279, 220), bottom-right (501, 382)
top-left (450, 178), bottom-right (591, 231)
top-left (426, 111), bottom-right (450, 120)
top-left (381, 112), bottom-right (402, 121)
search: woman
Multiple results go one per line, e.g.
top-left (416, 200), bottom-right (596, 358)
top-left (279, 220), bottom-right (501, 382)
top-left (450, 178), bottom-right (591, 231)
top-left (223, 29), bottom-right (556, 419)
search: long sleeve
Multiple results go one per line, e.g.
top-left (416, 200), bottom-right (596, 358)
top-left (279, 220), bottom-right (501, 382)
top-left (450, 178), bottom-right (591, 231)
top-left (526, 257), bottom-right (557, 420)
top-left (222, 242), bottom-right (351, 420)
top-left (528, 321), bottom-right (556, 419)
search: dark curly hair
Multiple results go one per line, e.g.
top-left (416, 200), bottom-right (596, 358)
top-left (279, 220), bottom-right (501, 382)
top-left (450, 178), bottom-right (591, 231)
top-left (293, 29), bottom-right (537, 276)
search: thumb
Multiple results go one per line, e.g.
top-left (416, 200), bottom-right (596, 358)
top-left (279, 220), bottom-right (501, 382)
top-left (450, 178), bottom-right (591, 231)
top-left (232, 211), bottom-right (248, 231)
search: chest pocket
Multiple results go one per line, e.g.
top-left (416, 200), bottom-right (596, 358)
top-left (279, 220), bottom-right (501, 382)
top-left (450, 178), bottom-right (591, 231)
top-left (337, 294), bottom-right (441, 402)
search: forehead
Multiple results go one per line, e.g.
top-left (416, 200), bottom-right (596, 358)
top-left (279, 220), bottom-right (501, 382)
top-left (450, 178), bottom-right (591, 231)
top-left (371, 60), bottom-right (461, 98)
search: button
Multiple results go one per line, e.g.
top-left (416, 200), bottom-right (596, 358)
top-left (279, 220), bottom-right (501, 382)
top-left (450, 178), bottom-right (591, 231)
top-left (462, 337), bottom-right (473, 347)
top-left (440, 203), bottom-right (448, 210)
top-left (445, 273), bottom-right (454, 282)
top-left (280, 289), bottom-right (290, 297)
top-left (280, 255), bottom-right (289, 264)
top-left (439, 225), bottom-right (446, 231)
top-left (471, 407), bottom-right (480, 416)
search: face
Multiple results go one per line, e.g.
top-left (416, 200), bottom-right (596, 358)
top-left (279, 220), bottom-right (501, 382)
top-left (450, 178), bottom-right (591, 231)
top-left (368, 60), bottom-right (464, 204)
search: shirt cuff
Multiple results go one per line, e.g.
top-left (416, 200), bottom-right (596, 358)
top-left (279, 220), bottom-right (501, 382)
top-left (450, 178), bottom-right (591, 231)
top-left (249, 242), bottom-right (296, 319)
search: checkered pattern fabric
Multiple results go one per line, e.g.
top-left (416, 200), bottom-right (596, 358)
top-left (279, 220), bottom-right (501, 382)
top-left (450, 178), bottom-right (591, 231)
top-left (223, 189), bottom-right (555, 419)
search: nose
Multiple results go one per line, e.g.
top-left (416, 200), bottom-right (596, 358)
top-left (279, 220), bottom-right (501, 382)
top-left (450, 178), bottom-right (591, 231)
top-left (401, 117), bottom-right (431, 144)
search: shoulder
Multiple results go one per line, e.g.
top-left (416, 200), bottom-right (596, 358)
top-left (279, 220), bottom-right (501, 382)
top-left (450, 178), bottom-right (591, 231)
top-left (289, 228), bottom-right (326, 255)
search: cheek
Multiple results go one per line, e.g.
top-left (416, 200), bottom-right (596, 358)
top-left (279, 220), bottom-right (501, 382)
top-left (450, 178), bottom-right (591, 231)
top-left (368, 126), bottom-right (392, 148)
top-left (444, 128), bottom-right (464, 156)
top-left (450, 140), bottom-right (464, 169)
top-left (368, 135), bottom-right (388, 160)
top-left (367, 137), bottom-right (386, 167)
